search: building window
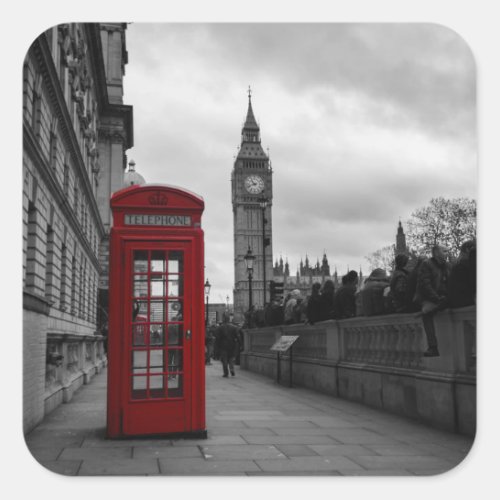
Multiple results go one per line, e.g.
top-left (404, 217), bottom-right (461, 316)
top-left (45, 223), bottom-right (55, 303)
top-left (63, 153), bottom-right (70, 194)
top-left (25, 201), bottom-right (40, 293)
top-left (74, 184), bottom-right (79, 219)
top-left (71, 255), bottom-right (77, 315)
top-left (49, 117), bottom-right (58, 171)
top-left (60, 243), bottom-right (68, 311)
top-left (31, 74), bottom-right (42, 135)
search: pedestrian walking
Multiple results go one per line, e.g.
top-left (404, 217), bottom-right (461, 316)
top-left (214, 313), bottom-right (241, 377)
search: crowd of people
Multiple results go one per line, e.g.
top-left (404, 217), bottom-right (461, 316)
top-left (243, 240), bottom-right (476, 358)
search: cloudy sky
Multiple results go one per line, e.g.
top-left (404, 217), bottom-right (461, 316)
top-left (122, 23), bottom-right (476, 303)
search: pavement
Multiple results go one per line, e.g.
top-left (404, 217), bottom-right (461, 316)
top-left (24, 362), bottom-right (474, 476)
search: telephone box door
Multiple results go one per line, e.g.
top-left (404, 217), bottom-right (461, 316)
top-left (122, 240), bottom-right (192, 436)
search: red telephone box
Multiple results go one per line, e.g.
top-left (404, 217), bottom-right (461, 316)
top-left (107, 184), bottom-right (206, 438)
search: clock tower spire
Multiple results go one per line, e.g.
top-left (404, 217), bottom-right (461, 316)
top-left (232, 89), bottom-right (274, 323)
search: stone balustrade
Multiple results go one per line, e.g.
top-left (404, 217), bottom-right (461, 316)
top-left (44, 333), bottom-right (107, 415)
top-left (240, 306), bottom-right (476, 436)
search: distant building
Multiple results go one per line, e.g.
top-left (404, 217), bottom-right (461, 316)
top-left (395, 220), bottom-right (409, 256)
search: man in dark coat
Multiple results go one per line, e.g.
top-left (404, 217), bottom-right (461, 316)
top-left (214, 314), bottom-right (241, 377)
top-left (333, 271), bottom-right (358, 319)
top-left (306, 282), bottom-right (322, 324)
top-left (448, 240), bottom-right (476, 308)
top-left (319, 279), bottom-right (335, 321)
top-left (415, 245), bottom-right (450, 357)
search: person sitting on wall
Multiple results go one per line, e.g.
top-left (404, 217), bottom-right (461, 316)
top-left (357, 268), bottom-right (390, 316)
top-left (306, 282), bottom-right (322, 324)
top-left (415, 245), bottom-right (450, 357)
top-left (319, 279), bottom-right (335, 321)
top-left (447, 240), bottom-right (476, 308)
top-left (284, 289), bottom-right (302, 325)
top-left (389, 254), bottom-right (410, 313)
top-left (333, 271), bottom-right (358, 319)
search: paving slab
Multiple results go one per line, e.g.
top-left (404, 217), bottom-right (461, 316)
top-left (309, 444), bottom-right (379, 456)
top-left (200, 444), bottom-right (286, 460)
top-left (275, 445), bottom-right (319, 457)
top-left (78, 457), bottom-right (160, 476)
top-left (242, 434), bottom-right (338, 445)
top-left (347, 454), bottom-right (455, 473)
top-left (254, 455), bottom-right (364, 473)
top-left (158, 457), bottom-right (261, 475)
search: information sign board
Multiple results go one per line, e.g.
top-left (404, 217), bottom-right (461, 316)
top-left (270, 335), bottom-right (299, 352)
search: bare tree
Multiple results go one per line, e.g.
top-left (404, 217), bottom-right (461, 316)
top-left (406, 197), bottom-right (476, 258)
top-left (365, 244), bottom-right (396, 273)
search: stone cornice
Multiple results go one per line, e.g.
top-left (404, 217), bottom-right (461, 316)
top-left (84, 23), bottom-right (108, 111)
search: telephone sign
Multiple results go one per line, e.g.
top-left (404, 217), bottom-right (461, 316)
top-left (107, 184), bottom-right (206, 439)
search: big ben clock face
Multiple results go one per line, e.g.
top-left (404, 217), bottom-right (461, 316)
top-left (244, 175), bottom-right (265, 194)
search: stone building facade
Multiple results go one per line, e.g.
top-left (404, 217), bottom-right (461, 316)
top-left (22, 23), bottom-right (133, 432)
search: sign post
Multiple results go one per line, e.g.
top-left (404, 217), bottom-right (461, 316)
top-left (270, 335), bottom-right (299, 388)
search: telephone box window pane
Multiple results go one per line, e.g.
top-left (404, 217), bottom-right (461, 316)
top-left (168, 375), bottom-right (183, 397)
top-left (151, 251), bottom-right (166, 273)
top-left (150, 376), bottom-right (166, 398)
top-left (149, 349), bottom-right (164, 372)
top-left (149, 301), bottom-right (165, 322)
top-left (150, 324), bottom-right (165, 346)
top-left (150, 275), bottom-right (166, 297)
top-left (133, 300), bottom-right (147, 321)
top-left (168, 350), bottom-right (183, 372)
top-left (132, 322), bottom-right (147, 346)
top-left (168, 279), bottom-right (183, 297)
top-left (168, 300), bottom-right (183, 321)
top-left (168, 251), bottom-right (183, 273)
top-left (133, 276), bottom-right (148, 298)
top-left (132, 351), bottom-right (147, 369)
top-left (132, 376), bottom-right (147, 400)
top-left (167, 324), bottom-right (183, 346)
top-left (133, 251), bottom-right (148, 273)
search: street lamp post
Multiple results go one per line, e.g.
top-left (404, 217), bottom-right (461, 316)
top-left (259, 198), bottom-right (268, 306)
top-left (244, 246), bottom-right (255, 313)
top-left (204, 279), bottom-right (211, 326)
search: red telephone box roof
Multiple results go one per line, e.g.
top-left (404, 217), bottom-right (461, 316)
top-left (111, 184), bottom-right (204, 210)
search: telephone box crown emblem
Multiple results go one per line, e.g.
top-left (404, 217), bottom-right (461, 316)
top-left (149, 191), bottom-right (168, 205)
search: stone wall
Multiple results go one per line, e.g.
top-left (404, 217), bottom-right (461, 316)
top-left (240, 306), bottom-right (476, 436)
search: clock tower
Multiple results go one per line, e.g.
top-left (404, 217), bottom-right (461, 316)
top-left (232, 89), bottom-right (273, 323)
